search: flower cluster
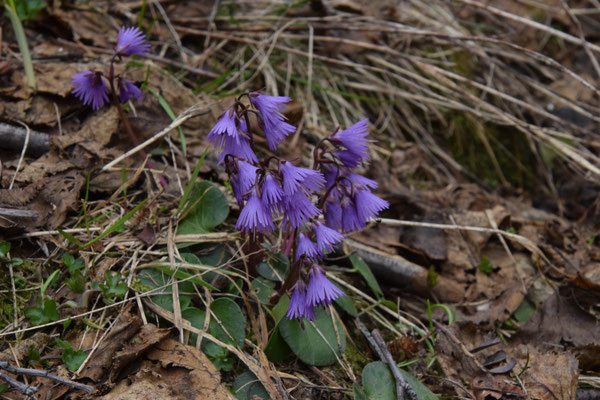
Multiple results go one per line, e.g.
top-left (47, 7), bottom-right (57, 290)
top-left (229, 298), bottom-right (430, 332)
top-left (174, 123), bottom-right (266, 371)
top-left (209, 92), bottom-right (389, 321)
top-left (71, 26), bottom-right (149, 110)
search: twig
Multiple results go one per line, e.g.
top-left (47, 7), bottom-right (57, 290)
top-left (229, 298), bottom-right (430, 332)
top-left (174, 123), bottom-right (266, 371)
top-left (9, 121), bottom-right (31, 190)
top-left (0, 370), bottom-right (37, 396)
top-left (0, 208), bottom-right (39, 219)
top-left (101, 103), bottom-right (213, 172)
top-left (0, 361), bottom-right (94, 393)
top-left (356, 320), bottom-right (417, 400)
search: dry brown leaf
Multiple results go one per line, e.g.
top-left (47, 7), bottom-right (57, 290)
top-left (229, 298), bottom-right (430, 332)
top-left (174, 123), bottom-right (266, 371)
top-left (80, 307), bottom-right (143, 382)
top-left (513, 345), bottom-right (578, 400)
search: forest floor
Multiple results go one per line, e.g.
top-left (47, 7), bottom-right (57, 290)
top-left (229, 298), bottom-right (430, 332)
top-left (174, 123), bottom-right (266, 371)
top-left (1, 0), bottom-right (599, 399)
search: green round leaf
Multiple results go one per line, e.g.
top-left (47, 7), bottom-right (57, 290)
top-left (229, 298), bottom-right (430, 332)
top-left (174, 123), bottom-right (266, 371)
top-left (178, 181), bottom-right (229, 235)
top-left (257, 253), bottom-right (289, 282)
top-left (233, 372), bottom-right (269, 400)
top-left (138, 268), bottom-right (193, 312)
top-left (264, 325), bottom-right (291, 363)
top-left (251, 277), bottom-right (275, 304)
top-left (279, 306), bottom-right (346, 366)
top-left (362, 361), bottom-right (396, 400)
top-left (210, 297), bottom-right (246, 347)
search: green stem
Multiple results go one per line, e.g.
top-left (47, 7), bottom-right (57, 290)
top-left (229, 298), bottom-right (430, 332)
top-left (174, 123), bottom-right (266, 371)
top-left (5, 0), bottom-right (36, 89)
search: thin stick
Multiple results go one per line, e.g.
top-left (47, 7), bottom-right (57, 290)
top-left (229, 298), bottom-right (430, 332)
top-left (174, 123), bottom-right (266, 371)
top-left (8, 121), bottom-right (31, 190)
top-left (356, 320), bottom-right (417, 400)
top-left (0, 370), bottom-right (37, 396)
top-left (0, 361), bottom-right (94, 393)
top-left (101, 104), bottom-right (212, 172)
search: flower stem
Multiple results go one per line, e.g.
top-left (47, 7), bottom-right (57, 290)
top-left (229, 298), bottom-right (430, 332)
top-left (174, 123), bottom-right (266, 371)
top-left (107, 64), bottom-right (167, 187)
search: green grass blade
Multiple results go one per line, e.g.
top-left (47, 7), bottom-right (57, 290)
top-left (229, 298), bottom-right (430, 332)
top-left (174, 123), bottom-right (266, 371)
top-left (81, 198), bottom-right (149, 248)
top-left (177, 148), bottom-right (209, 213)
top-left (5, 1), bottom-right (35, 89)
top-left (57, 229), bottom-right (84, 247)
top-left (147, 87), bottom-right (187, 156)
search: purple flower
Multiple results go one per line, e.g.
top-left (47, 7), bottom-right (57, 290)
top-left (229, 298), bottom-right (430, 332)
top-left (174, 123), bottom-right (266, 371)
top-left (296, 233), bottom-right (320, 261)
top-left (348, 172), bottom-right (378, 189)
top-left (313, 221), bottom-right (344, 253)
top-left (283, 190), bottom-right (321, 228)
top-left (341, 199), bottom-right (363, 233)
top-left (115, 26), bottom-right (151, 57)
top-left (118, 78), bottom-right (143, 103)
top-left (208, 108), bottom-right (243, 145)
top-left (261, 174), bottom-right (284, 209)
top-left (231, 160), bottom-right (258, 202)
top-left (287, 282), bottom-right (314, 321)
top-left (250, 93), bottom-right (296, 150)
top-left (306, 266), bottom-right (344, 307)
top-left (72, 71), bottom-right (109, 110)
top-left (218, 133), bottom-right (257, 164)
top-left (331, 119), bottom-right (370, 168)
top-left (354, 187), bottom-right (389, 223)
top-left (235, 189), bottom-right (274, 233)
top-left (280, 161), bottom-right (324, 195)
top-left (324, 197), bottom-right (343, 232)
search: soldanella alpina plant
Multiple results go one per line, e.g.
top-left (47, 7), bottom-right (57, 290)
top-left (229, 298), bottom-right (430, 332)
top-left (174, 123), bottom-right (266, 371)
top-left (208, 93), bottom-right (389, 321)
top-left (70, 26), bottom-right (166, 186)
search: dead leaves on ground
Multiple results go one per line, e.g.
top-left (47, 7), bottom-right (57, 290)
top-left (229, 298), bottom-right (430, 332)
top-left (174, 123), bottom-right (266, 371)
top-left (0, 308), bottom-right (231, 399)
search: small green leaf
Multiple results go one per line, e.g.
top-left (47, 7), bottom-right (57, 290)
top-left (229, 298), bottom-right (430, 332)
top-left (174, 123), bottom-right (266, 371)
top-left (478, 257), bottom-right (493, 275)
top-left (350, 254), bottom-right (383, 299)
top-left (62, 253), bottom-right (75, 268)
top-left (25, 298), bottom-right (59, 326)
top-left (279, 307), bottom-right (346, 366)
top-left (0, 241), bottom-right (10, 257)
top-left (11, 0), bottom-right (47, 21)
top-left (62, 348), bottom-right (87, 372)
top-left (233, 371), bottom-right (269, 400)
top-left (100, 271), bottom-right (127, 299)
top-left (41, 270), bottom-right (60, 297)
top-left (362, 361), bottom-right (396, 400)
top-left (513, 298), bottom-right (536, 323)
top-left (178, 181), bottom-right (229, 235)
top-left (66, 271), bottom-right (86, 294)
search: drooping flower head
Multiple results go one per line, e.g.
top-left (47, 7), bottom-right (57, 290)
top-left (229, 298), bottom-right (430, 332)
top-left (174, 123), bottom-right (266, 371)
top-left (261, 173), bottom-right (284, 209)
top-left (331, 119), bottom-right (371, 168)
top-left (313, 221), bottom-right (344, 253)
top-left (306, 266), bottom-right (344, 307)
top-left (295, 233), bottom-right (320, 261)
top-left (230, 160), bottom-right (258, 203)
top-left (72, 71), bottom-right (109, 110)
top-left (287, 281), bottom-right (314, 321)
top-left (354, 186), bottom-right (389, 223)
top-left (118, 78), bottom-right (143, 103)
top-left (115, 26), bottom-right (151, 57)
top-left (280, 161), bottom-right (325, 195)
top-left (208, 108), bottom-right (242, 145)
top-left (283, 190), bottom-right (321, 229)
top-left (249, 93), bottom-right (296, 150)
top-left (235, 189), bottom-right (274, 233)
